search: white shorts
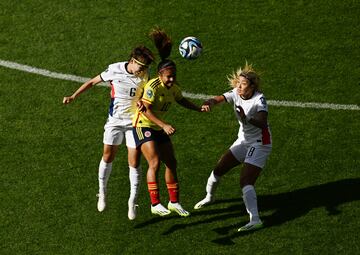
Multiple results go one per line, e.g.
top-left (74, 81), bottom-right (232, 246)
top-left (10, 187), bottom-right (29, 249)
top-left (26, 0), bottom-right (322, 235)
top-left (230, 139), bottom-right (272, 169)
top-left (103, 117), bottom-right (136, 148)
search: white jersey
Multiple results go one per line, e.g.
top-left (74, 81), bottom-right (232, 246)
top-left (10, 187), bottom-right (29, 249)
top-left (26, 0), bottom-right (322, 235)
top-left (100, 62), bottom-right (148, 126)
top-left (223, 89), bottom-right (272, 145)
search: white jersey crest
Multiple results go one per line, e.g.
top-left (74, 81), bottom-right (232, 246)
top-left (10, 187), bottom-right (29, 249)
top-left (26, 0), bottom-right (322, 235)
top-left (100, 62), bottom-right (148, 126)
top-left (223, 89), bottom-right (272, 145)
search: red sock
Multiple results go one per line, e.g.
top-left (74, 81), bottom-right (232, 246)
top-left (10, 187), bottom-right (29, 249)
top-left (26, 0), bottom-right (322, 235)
top-left (147, 182), bottom-right (160, 205)
top-left (166, 182), bottom-right (179, 203)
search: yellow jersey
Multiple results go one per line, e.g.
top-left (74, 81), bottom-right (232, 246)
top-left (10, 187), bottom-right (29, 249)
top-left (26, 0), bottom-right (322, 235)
top-left (132, 77), bottom-right (183, 130)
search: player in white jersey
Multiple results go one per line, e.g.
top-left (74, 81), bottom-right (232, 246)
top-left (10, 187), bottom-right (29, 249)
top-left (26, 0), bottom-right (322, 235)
top-left (63, 45), bottom-right (155, 220)
top-left (194, 63), bottom-right (272, 232)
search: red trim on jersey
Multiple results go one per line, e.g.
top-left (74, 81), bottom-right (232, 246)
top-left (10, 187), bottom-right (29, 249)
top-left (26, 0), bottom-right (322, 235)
top-left (110, 81), bottom-right (115, 98)
top-left (133, 112), bottom-right (141, 127)
top-left (262, 127), bottom-right (271, 145)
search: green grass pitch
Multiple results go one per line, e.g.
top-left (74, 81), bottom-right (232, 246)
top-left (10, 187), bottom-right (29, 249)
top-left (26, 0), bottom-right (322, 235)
top-left (1, 0), bottom-right (359, 254)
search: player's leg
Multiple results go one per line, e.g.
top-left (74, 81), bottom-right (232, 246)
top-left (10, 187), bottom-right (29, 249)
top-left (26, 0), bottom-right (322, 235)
top-left (157, 141), bottom-right (189, 217)
top-left (238, 145), bottom-right (271, 232)
top-left (194, 149), bottom-right (241, 209)
top-left (126, 129), bottom-right (142, 220)
top-left (237, 163), bottom-right (263, 231)
top-left (97, 144), bottom-right (119, 212)
top-left (97, 120), bottom-right (122, 212)
top-left (141, 140), bottom-right (170, 216)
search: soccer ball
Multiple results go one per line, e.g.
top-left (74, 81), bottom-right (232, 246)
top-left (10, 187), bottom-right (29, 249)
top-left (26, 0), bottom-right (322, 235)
top-left (179, 36), bottom-right (203, 60)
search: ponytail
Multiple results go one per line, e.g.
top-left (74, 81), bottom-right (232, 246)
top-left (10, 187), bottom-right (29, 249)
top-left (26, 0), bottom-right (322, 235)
top-left (149, 27), bottom-right (176, 73)
top-left (149, 26), bottom-right (172, 60)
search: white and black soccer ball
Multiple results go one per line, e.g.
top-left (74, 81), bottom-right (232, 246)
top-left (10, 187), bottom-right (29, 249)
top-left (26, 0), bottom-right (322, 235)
top-left (179, 36), bottom-right (203, 60)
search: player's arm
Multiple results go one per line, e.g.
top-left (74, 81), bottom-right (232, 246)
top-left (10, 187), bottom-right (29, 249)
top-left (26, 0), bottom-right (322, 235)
top-left (141, 101), bottom-right (176, 135)
top-left (63, 75), bottom-right (103, 104)
top-left (249, 111), bottom-right (268, 128)
top-left (176, 98), bottom-right (203, 112)
top-left (201, 95), bottom-right (226, 111)
top-left (236, 106), bottom-right (268, 128)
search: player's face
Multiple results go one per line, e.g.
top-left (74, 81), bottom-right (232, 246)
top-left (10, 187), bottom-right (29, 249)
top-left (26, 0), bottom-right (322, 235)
top-left (129, 59), bottom-right (148, 77)
top-left (236, 76), bottom-right (254, 99)
top-left (159, 68), bottom-right (176, 87)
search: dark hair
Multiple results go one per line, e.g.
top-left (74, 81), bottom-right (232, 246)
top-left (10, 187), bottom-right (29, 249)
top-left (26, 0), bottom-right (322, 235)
top-left (157, 59), bottom-right (176, 73)
top-left (148, 27), bottom-right (176, 73)
top-left (129, 45), bottom-right (155, 67)
top-left (149, 27), bottom-right (172, 60)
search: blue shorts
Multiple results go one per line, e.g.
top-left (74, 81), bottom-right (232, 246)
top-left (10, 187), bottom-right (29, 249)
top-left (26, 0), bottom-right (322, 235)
top-left (132, 127), bottom-right (170, 148)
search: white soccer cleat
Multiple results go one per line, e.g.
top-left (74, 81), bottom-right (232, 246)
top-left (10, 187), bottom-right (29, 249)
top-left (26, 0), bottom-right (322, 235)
top-left (97, 193), bottom-right (106, 212)
top-left (237, 221), bottom-right (264, 232)
top-left (194, 196), bottom-right (214, 210)
top-left (128, 201), bottom-right (138, 220)
top-left (151, 203), bottom-right (171, 217)
top-left (168, 202), bottom-right (190, 217)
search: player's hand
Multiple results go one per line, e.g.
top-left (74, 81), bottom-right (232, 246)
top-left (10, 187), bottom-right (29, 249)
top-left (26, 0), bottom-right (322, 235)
top-left (63, 96), bottom-right (74, 104)
top-left (162, 124), bottom-right (176, 135)
top-left (235, 105), bottom-right (246, 120)
top-left (137, 100), bottom-right (146, 112)
top-left (201, 104), bottom-right (211, 112)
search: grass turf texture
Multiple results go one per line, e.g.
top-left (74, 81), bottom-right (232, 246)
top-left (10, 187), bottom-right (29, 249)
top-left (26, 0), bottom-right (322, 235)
top-left (1, 0), bottom-right (359, 254)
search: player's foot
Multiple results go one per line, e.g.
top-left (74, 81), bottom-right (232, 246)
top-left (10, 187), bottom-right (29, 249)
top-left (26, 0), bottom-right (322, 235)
top-left (237, 221), bottom-right (264, 232)
top-left (168, 202), bottom-right (190, 217)
top-left (128, 200), bottom-right (138, 220)
top-left (151, 203), bottom-right (171, 216)
top-left (194, 195), bottom-right (214, 209)
top-left (97, 193), bottom-right (106, 212)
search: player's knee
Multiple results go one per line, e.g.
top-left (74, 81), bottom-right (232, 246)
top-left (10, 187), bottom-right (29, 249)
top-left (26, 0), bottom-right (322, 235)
top-left (102, 152), bottom-right (115, 163)
top-left (147, 158), bottom-right (160, 172)
top-left (128, 156), bottom-right (140, 168)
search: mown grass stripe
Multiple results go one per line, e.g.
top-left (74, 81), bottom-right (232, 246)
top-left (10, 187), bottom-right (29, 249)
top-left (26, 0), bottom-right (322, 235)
top-left (1, 59), bottom-right (359, 111)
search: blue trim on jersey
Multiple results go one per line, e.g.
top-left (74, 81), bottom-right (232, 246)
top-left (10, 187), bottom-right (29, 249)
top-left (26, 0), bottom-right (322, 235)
top-left (222, 94), bottom-right (228, 102)
top-left (108, 98), bottom-right (114, 116)
top-left (100, 73), bottom-right (105, 82)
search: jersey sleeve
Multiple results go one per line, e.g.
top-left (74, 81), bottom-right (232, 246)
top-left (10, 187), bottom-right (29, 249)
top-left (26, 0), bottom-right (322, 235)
top-left (256, 94), bottom-right (269, 112)
top-left (141, 83), bottom-right (156, 105)
top-left (223, 89), bottom-right (236, 104)
top-left (100, 63), bottom-right (118, 81)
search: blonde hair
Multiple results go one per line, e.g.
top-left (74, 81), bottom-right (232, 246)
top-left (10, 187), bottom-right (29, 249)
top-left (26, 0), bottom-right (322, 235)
top-left (228, 62), bottom-right (261, 91)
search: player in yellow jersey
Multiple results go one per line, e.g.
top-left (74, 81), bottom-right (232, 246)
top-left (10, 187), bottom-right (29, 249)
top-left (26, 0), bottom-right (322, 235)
top-left (132, 28), bottom-right (208, 217)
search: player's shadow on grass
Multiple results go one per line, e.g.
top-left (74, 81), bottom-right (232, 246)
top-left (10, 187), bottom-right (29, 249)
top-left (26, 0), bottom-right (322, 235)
top-left (154, 178), bottom-right (359, 245)
top-left (211, 178), bottom-right (360, 245)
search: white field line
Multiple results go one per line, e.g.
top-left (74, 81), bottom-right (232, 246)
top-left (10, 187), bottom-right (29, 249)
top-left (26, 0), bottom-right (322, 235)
top-left (1, 59), bottom-right (359, 111)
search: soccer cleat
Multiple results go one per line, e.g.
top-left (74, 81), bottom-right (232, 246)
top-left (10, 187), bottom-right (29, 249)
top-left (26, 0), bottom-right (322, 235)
top-left (97, 193), bottom-right (106, 212)
top-left (151, 203), bottom-right (171, 216)
top-left (194, 196), bottom-right (214, 210)
top-left (237, 221), bottom-right (264, 232)
top-left (168, 202), bottom-right (190, 217)
top-left (128, 201), bottom-right (138, 220)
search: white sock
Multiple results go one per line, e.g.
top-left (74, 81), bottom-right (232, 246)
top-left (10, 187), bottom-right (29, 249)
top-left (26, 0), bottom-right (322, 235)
top-left (205, 171), bottom-right (221, 198)
top-left (129, 166), bottom-right (142, 204)
top-left (98, 158), bottom-right (112, 194)
top-left (242, 185), bottom-right (260, 223)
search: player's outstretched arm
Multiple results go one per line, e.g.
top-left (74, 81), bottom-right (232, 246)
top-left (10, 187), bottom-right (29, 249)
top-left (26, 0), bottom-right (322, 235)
top-left (201, 95), bottom-right (226, 111)
top-left (176, 98), bottom-right (203, 112)
top-left (63, 75), bottom-right (102, 104)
